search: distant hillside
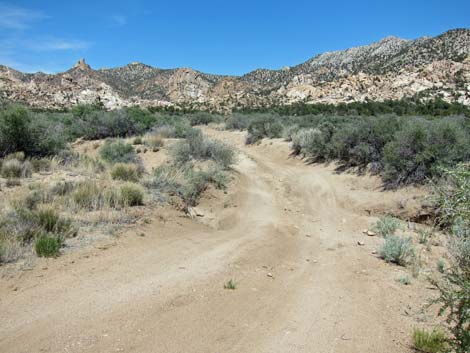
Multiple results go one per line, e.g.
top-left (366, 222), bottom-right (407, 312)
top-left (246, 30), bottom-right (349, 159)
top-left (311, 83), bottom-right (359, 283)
top-left (1, 28), bottom-right (469, 111)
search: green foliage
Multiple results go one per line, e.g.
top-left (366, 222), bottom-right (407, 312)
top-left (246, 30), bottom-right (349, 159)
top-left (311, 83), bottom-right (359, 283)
top-left (437, 259), bottom-right (445, 273)
top-left (110, 163), bottom-right (141, 182)
top-left (412, 328), bottom-right (449, 353)
top-left (372, 216), bottom-right (401, 237)
top-left (382, 118), bottom-right (469, 186)
top-left (224, 279), bottom-right (237, 290)
top-left (0, 105), bottom-right (67, 157)
top-left (35, 235), bottom-right (61, 258)
top-left (380, 235), bottom-right (415, 266)
top-left (119, 183), bottom-right (144, 206)
top-left (99, 140), bottom-right (138, 164)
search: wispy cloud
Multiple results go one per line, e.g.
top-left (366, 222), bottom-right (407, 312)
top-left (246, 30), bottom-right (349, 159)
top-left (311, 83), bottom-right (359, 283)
top-left (24, 37), bottom-right (91, 51)
top-left (111, 14), bottom-right (127, 26)
top-left (0, 3), bottom-right (45, 29)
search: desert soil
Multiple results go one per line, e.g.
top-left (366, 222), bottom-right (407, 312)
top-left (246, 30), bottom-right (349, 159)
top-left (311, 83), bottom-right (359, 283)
top-left (0, 128), bottom-right (435, 353)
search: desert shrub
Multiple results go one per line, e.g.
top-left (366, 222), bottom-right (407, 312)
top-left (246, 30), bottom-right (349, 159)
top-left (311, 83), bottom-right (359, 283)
top-left (372, 216), bottom-right (401, 237)
top-left (0, 105), bottom-right (33, 156)
top-left (0, 207), bottom-right (39, 243)
top-left (291, 128), bottom-right (327, 159)
top-left (99, 140), bottom-right (138, 164)
top-left (5, 178), bottom-right (21, 187)
top-left (180, 170), bottom-right (210, 206)
top-left (433, 164), bottom-right (470, 227)
top-left (5, 151), bottom-right (25, 161)
top-left (144, 165), bottom-right (182, 194)
top-left (188, 112), bottom-right (222, 126)
top-left (50, 181), bottom-right (76, 196)
top-left (382, 118), bottom-right (469, 187)
top-left (0, 236), bottom-right (23, 263)
top-left (35, 235), bottom-right (61, 257)
top-left (110, 163), bottom-right (141, 182)
top-left (429, 166), bottom-right (470, 352)
top-left (171, 130), bottom-right (235, 169)
top-left (152, 125), bottom-right (176, 138)
top-left (380, 235), bottom-right (415, 266)
top-left (245, 114), bottom-right (284, 144)
top-left (412, 328), bottom-right (448, 353)
top-left (72, 181), bottom-right (104, 210)
top-left (1, 159), bottom-right (22, 178)
top-left (144, 134), bottom-right (164, 151)
top-left (35, 207), bottom-right (73, 236)
top-left (171, 140), bottom-right (192, 165)
top-left (206, 140), bottom-right (236, 169)
top-left (30, 158), bottom-right (52, 172)
top-left (119, 183), bottom-right (144, 206)
top-left (225, 113), bottom-right (253, 130)
top-left (282, 125), bottom-right (300, 142)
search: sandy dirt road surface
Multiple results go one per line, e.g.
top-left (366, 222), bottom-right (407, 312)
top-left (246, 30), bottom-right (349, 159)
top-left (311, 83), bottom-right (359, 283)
top-left (0, 128), bottom-right (431, 353)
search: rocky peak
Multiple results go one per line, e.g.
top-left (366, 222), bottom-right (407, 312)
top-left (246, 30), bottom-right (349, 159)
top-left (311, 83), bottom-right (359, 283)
top-left (73, 58), bottom-right (91, 70)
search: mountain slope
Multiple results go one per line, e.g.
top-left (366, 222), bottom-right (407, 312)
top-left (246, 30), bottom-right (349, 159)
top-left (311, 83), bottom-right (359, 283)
top-left (1, 28), bottom-right (469, 110)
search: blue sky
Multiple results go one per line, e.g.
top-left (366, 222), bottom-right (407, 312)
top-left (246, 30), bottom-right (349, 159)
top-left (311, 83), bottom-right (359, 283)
top-left (1, 0), bottom-right (469, 75)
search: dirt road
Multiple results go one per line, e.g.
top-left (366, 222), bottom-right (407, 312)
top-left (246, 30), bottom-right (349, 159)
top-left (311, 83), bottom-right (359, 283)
top-left (0, 129), bottom-right (429, 353)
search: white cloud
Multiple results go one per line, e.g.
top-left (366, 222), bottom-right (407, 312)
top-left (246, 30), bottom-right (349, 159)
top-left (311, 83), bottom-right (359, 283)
top-left (111, 14), bottom-right (127, 26)
top-left (24, 38), bottom-right (91, 51)
top-left (0, 3), bottom-right (45, 29)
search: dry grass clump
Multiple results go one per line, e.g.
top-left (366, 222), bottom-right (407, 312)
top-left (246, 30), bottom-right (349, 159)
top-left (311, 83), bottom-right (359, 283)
top-left (110, 163), bottom-right (142, 182)
top-left (144, 133), bottom-right (164, 152)
top-left (1, 158), bottom-right (32, 178)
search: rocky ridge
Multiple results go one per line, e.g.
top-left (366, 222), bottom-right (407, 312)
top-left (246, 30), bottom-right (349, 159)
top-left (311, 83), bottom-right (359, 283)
top-left (0, 28), bottom-right (469, 111)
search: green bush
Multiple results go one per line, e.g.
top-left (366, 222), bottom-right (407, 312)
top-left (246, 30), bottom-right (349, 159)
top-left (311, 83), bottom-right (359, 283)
top-left (412, 328), bottom-right (448, 353)
top-left (110, 163), bottom-right (141, 182)
top-left (382, 118), bottom-right (469, 187)
top-left (99, 140), bottom-right (138, 164)
top-left (119, 183), bottom-right (144, 206)
top-left (379, 235), bottom-right (415, 266)
top-left (35, 235), bottom-right (61, 257)
top-left (372, 216), bottom-right (401, 237)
